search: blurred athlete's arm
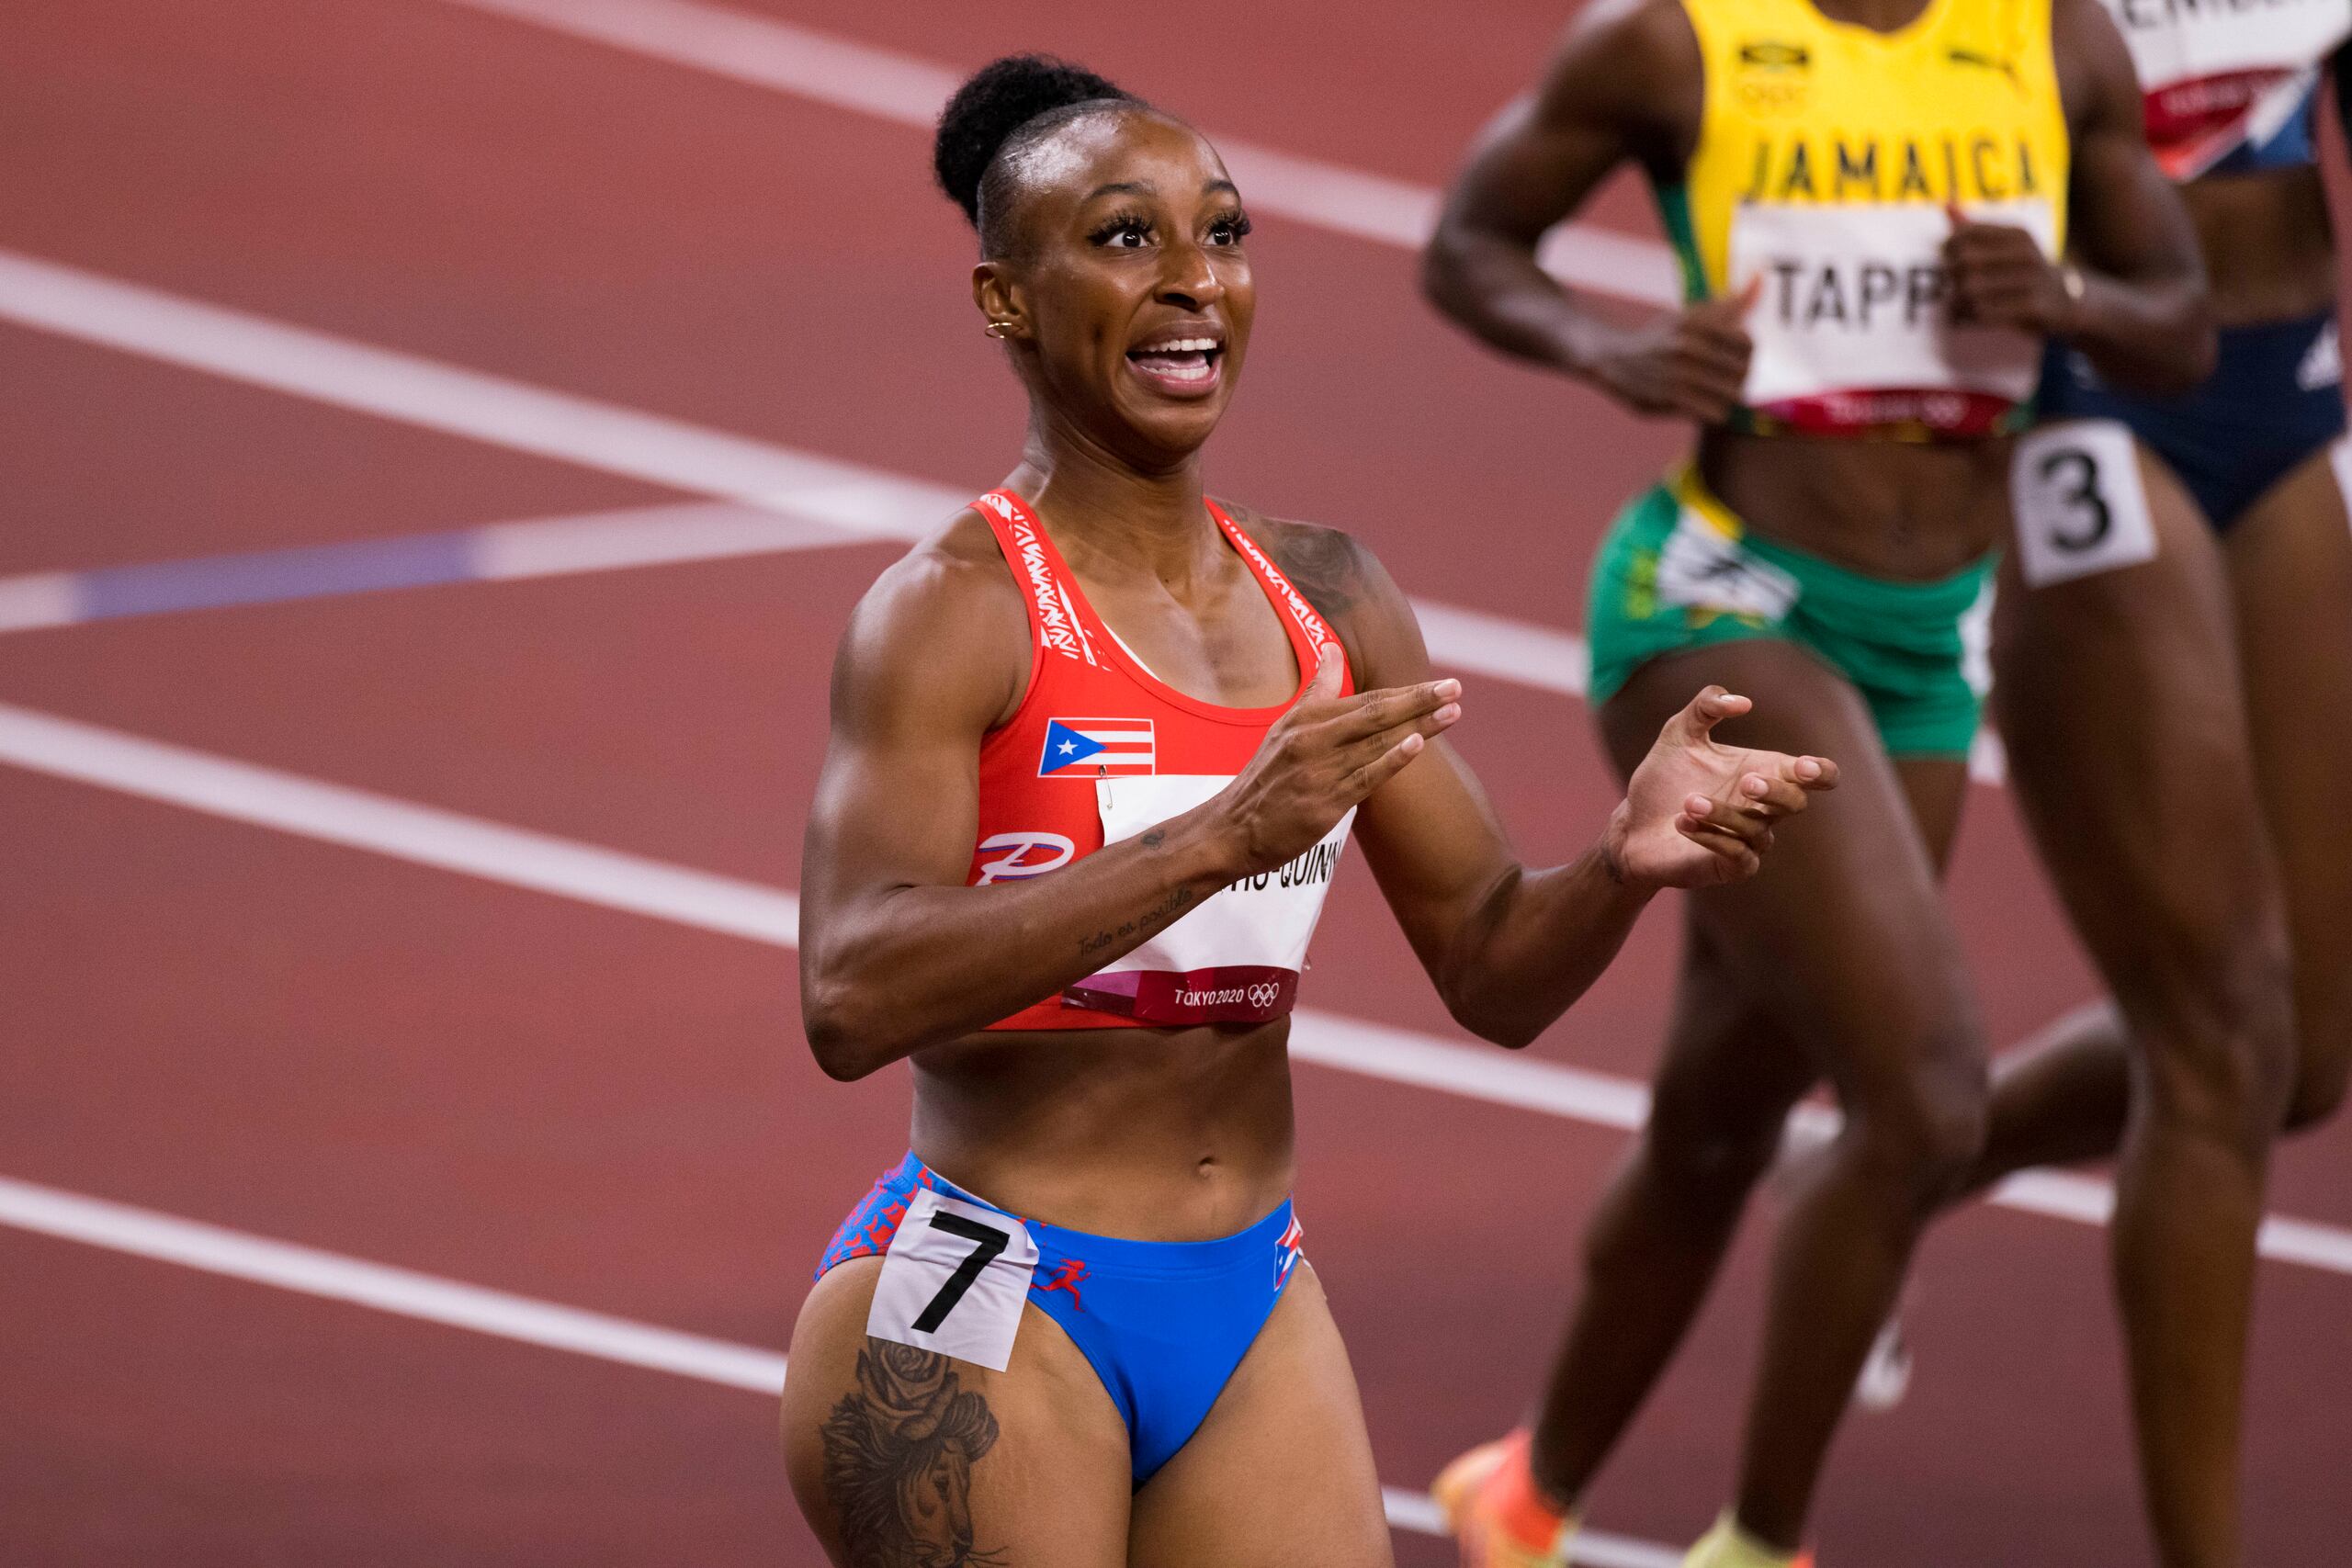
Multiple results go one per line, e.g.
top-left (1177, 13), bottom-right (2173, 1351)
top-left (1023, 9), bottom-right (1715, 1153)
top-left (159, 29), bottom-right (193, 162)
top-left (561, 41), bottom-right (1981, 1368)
top-left (1256, 517), bottom-right (1836, 1052)
top-left (1420, 0), bottom-right (1761, 423)
top-left (1946, 0), bottom-right (2211, 393)
top-left (797, 519), bottom-right (1457, 1080)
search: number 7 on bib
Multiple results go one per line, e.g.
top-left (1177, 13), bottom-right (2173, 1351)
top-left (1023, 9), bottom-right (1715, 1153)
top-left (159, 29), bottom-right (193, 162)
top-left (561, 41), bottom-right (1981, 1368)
top-left (865, 1189), bottom-right (1040, 1371)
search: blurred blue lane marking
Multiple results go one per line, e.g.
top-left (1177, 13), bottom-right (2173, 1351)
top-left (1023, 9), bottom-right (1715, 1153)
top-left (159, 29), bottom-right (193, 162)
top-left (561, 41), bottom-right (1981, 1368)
top-left (76, 532), bottom-right (475, 621)
top-left (0, 500), bottom-right (868, 636)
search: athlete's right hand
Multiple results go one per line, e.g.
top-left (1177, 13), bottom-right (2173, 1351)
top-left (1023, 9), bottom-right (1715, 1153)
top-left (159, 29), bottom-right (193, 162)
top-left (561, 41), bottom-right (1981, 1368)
top-left (1214, 644), bottom-right (1463, 874)
top-left (1585, 277), bottom-right (1760, 423)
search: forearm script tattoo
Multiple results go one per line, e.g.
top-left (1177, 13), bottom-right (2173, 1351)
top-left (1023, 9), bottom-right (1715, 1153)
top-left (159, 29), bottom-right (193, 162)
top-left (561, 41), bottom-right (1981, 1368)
top-left (1078, 885), bottom-right (1194, 958)
top-left (821, 1342), bottom-right (1006, 1567)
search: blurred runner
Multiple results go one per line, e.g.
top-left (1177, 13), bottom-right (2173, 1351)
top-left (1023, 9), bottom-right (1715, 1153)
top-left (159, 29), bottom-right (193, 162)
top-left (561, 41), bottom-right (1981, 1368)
top-left (1419, 0), bottom-right (2211, 1560)
top-left (781, 54), bottom-right (1834, 1566)
top-left (1942, 6), bottom-right (2352, 1564)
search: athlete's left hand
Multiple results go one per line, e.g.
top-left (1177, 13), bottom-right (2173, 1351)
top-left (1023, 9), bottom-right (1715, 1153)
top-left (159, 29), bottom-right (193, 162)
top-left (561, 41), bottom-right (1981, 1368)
top-left (1942, 204), bottom-right (2075, 335)
top-left (1605, 687), bottom-right (1838, 890)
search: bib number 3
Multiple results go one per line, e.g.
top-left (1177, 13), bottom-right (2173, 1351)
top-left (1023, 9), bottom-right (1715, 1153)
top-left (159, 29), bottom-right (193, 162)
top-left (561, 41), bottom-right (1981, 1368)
top-left (2012, 421), bottom-right (2158, 588)
top-left (865, 1189), bottom-right (1038, 1371)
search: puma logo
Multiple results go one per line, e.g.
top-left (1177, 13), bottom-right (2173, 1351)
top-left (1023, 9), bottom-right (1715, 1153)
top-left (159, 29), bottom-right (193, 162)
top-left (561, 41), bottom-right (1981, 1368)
top-left (1947, 48), bottom-right (2022, 87)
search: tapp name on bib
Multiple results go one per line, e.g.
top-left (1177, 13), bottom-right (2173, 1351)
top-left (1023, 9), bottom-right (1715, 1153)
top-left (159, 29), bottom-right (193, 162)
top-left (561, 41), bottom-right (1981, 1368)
top-left (1727, 197), bottom-right (2058, 435)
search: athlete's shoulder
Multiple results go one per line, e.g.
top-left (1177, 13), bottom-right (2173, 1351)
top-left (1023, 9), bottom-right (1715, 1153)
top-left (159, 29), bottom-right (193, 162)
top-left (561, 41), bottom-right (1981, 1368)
top-left (1527, 0), bottom-right (1703, 153)
top-left (862, 505), bottom-right (1023, 620)
top-left (1549, 0), bottom-right (1702, 85)
top-left (1220, 502), bottom-right (1386, 618)
top-left (1218, 502), bottom-right (1430, 685)
top-left (832, 506), bottom-right (1028, 731)
top-left (2045, 0), bottom-right (2140, 137)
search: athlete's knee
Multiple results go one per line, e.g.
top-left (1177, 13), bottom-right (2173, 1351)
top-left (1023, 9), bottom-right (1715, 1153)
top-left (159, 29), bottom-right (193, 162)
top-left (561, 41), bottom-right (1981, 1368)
top-left (2101, 884), bottom-right (2290, 1053)
top-left (2137, 998), bottom-right (2297, 1158)
top-left (2103, 909), bottom-right (2297, 1147)
top-left (1844, 1048), bottom-right (1988, 1207)
top-left (1642, 1081), bottom-right (1795, 1214)
top-left (1644, 1124), bottom-right (1781, 1224)
top-left (1578, 1122), bottom-right (1777, 1275)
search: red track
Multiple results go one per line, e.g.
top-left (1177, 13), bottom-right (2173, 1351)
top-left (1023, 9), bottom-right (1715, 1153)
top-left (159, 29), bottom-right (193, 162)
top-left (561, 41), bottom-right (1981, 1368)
top-left (2, 2), bottom-right (2346, 1563)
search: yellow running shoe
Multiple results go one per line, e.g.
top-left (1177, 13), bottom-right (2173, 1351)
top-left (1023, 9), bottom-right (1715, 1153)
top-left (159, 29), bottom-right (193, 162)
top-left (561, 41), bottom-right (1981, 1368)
top-left (1683, 1512), bottom-right (1815, 1568)
top-left (1430, 1429), bottom-right (1577, 1567)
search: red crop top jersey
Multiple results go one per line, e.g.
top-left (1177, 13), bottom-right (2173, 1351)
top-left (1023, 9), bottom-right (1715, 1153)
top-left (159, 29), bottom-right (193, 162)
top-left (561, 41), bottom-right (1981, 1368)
top-left (966, 489), bottom-right (1356, 1032)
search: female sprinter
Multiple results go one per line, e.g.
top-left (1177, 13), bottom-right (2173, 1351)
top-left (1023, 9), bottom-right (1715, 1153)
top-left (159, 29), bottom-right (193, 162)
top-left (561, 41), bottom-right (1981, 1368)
top-left (782, 55), bottom-right (1837, 1567)
top-left (1419, 0), bottom-right (2211, 1562)
top-left (1935, 12), bottom-right (2352, 1564)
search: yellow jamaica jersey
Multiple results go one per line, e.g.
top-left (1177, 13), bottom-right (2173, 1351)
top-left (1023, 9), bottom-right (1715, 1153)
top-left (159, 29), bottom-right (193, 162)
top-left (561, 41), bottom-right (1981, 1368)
top-left (1658, 0), bottom-right (2072, 437)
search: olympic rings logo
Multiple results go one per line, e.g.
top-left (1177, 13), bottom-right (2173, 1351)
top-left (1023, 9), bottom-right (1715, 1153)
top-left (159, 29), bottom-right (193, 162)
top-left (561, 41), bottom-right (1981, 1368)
top-left (1245, 982), bottom-right (1282, 1010)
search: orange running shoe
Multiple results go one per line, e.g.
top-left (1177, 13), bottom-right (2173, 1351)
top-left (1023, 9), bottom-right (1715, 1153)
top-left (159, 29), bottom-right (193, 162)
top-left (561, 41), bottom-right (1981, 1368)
top-left (1430, 1429), bottom-right (1577, 1567)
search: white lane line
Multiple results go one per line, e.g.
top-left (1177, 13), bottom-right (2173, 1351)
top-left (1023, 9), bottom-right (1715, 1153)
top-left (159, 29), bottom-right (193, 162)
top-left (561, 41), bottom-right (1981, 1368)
top-left (470, 497), bottom-right (850, 580)
top-left (0, 249), bottom-right (1586, 696)
top-left (0, 251), bottom-right (957, 543)
top-left (1379, 1489), bottom-right (1450, 1539)
top-left (1412, 599), bottom-right (1591, 699)
top-left (0, 699), bottom-right (2343, 1277)
top-left (430, 0), bottom-right (1683, 306)
top-left (0, 570), bottom-right (78, 635)
top-left (0, 1175), bottom-right (791, 1393)
top-left (0, 1172), bottom-right (1651, 1558)
top-left (1290, 1010), bottom-right (1649, 1130)
top-left (0, 702), bottom-right (798, 946)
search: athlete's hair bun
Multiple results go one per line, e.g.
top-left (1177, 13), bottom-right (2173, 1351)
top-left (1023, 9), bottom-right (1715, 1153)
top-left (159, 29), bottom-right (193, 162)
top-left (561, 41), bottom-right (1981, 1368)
top-left (933, 53), bottom-right (1138, 229)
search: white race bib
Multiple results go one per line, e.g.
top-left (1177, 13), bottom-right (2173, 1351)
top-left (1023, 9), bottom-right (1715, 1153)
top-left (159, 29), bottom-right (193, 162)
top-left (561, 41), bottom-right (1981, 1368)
top-left (2103, 0), bottom-right (2352, 175)
top-left (2012, 421), bottom-right (2159, 588)
top-left (1062, 773), bottom-right (1352, 1024)
top-left (864, 1189), bottom-right (1039, 1372)
top-left (2108, 0), bottom-right (2349, 89)
top-left (1730, 200), bottom-right (2056, 434)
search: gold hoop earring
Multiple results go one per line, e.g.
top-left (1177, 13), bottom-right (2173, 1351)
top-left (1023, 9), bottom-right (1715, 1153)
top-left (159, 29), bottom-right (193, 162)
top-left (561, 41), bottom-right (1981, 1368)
top-left (984, 321), bottom-right (1013, 339)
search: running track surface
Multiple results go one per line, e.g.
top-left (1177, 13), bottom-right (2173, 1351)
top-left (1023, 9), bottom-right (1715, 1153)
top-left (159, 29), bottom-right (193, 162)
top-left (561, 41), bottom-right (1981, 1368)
top-left (3, 4), bottom-right (2346, 1563)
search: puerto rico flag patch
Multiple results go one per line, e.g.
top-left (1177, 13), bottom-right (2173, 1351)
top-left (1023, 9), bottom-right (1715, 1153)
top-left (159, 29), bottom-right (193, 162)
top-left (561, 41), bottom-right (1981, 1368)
top-left (1039, 717), bottom-right (1155, 777)
top-left (1273, 1212), bottom-right (1304, 1290)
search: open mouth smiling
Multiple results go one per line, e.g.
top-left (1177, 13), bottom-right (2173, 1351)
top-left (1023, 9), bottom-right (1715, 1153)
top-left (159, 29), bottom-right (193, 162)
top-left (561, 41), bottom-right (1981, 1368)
top-left (1125, 333), bottom-right (1227, 397)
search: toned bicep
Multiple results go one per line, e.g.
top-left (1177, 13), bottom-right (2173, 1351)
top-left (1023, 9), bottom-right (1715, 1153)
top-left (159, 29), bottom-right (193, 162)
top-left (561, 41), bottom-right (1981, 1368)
top-left (1354, 736), bottom-right (1527, 971)
top-left (1324, 543), bottom-right (1520, 961)
top-left (799, 558), bottom-right (1019, 939)
top-left (803, 694), bottom-right (982, 913)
